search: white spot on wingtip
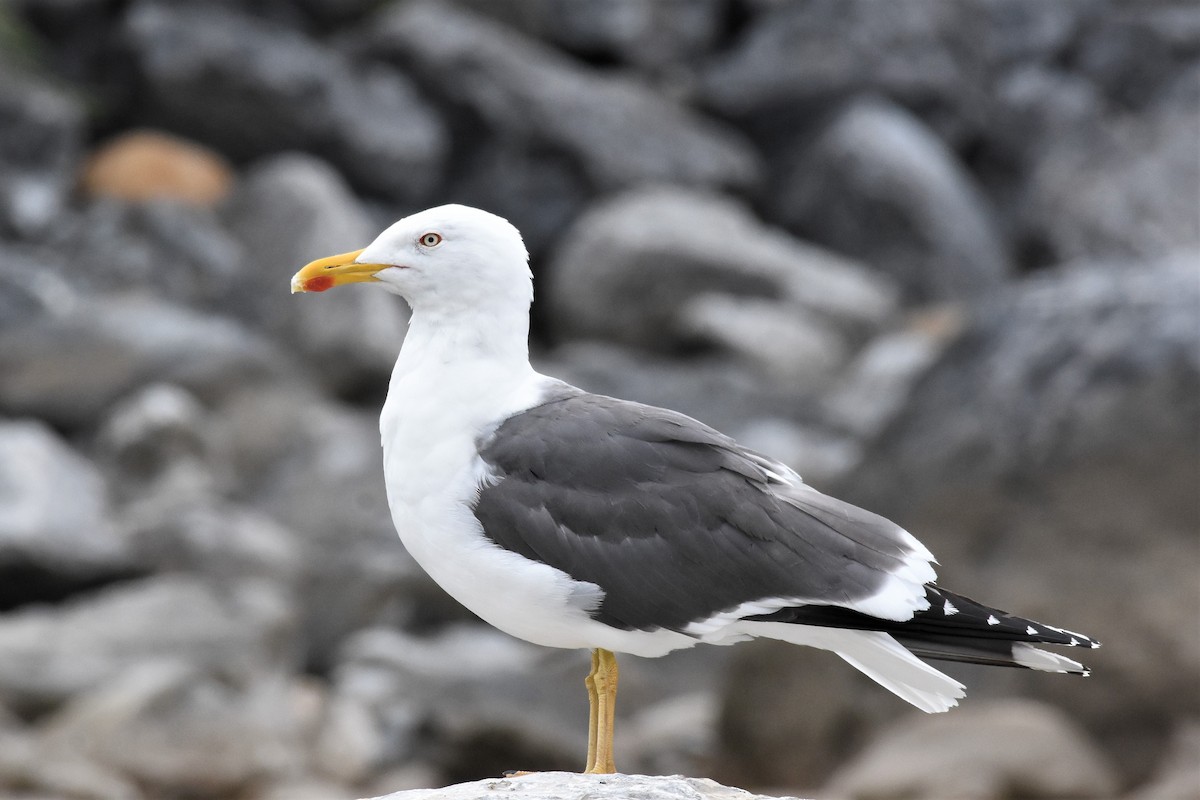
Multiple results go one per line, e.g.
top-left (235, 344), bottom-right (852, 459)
top-left (943, 599), bottom-right (958, 616)
top-left (1069, 637), bottom-right (1079, 646)
top-left (1026, 625), bottom-right (1039, 636)
top-left (986, 615), bottom-right (1000, 626)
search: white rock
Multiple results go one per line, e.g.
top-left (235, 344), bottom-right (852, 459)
top-left (364, 771), bottom-right (806, 800)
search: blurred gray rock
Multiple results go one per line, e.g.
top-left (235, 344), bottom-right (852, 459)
top-left (1127, 721), bottom-right (1200, 800)
top-left (45, 200), bottom-right (244, 307)
top-left (0, 66), bottom-right (83, 236)
top-left (334, 625), bottom-right (729, 783)
top-left (837, 255), bottom-right (1200, 775)
top-left (701, 0), bottom-right (1087, 142)
top-left (0, 293), bottom-right (282, 428)
top-left (118, 497), bottom-right (303, 590)
top-left (614, 691), bottom-right (716, 778)
top-left (223, 153), bottom-right (409, 393)
top-left (540, 343), bottom-right (800, 440)
top-left (94, 383), bottom-right (217, 503)
top-left (0, 419), bottom-right (133, 611)
top-left (0, 242), bottom-right (77, 331)
top-left (820, 307), bottom-right (965, 441)
top-left (546, 187), bottom-right (896, 386)
top-left (216, 387), bottom-right (423, 668)
top-left (1073, 2), bottom-right (1200, 110)
top-left (715, 640), bottom-right (896, 790)
top-left (366, 771), bottom-right (805, 800)
top-left (353, 1), bottom-right (759, 192)
top-left (445, 140), bottom-right (588, 260)
top-left (822, 700), bottom-right (1117, 800)
top-left (677, 293), bottom-right (850, 392)
top-left (0, 575), bottom-right (294, 714)
top-left (459, 0), bottom-right (724, 72)
top-left (122, 1), bottom-right (446, 202)
top-left (40, 661), bottom-right (300, 797)
top-left (776, 98), bottom-right (1011, 303)
top-left (332, 625), bottom-right (581, 778)
top-left (1021, 103), bottom-right (1200, 264)
top-left (0, 720), bottom-right (143, 800)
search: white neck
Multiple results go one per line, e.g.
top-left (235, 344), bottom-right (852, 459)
top-left (381, 297), bottom-right (540, 456)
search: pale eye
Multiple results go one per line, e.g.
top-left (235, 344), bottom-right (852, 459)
top-left (419, 232), bottom-right (443, 248)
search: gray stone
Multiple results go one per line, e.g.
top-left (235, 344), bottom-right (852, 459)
top-left (714, 639), bottom-right (896, 790)
top-left (365, 772), bottom-right (806, 800)
top-left (700, 0), bottom-right (968, 126)
top-left (545, 187), bottom-right (896, 369)
top-left (444, 140), bottom-right (588, 259)
top-left (222, 153), bottom-right (409, 392)
top-left (0, 66), bottom-right (83, 236)
top-left (1073, 3), bottom-right (1200, 110)
top-left (539, 343), bottom-right (802, 443)
top-left (822, 700), bottom-right (1117, 800)
top-left (47, 200), bottom-right (244, 307)
top-left (333, 625), bottom-right (731, 783)
top-left (775, 98), bottom-right (1011, 303)
top-left (122, 1), bottom-right (446, 202)
top-left (117, 497), bottom-right (303, 590)
top-left (458, 0), bottom-right (724, 72)
top-left (0, 724), bottom-right (143, 800)
top-left (700, 0), bottom-right (1088, 141)
top-left (94, 383), bottom-right (217, 503)
top-left (39, 661), bottom-right (300, 797)
top-left (1127, 721), bottom-right (1200, 800)
top-left (677, 293), bottom-right (850, 393)
top-left (216, 387), bottom-right (423, 668)
top-left (820, 307), bottom-right (966, 441)
top-left (0, 242), bottom-right (77, 331)
top-left (0, 293), bottom-right (282, 428)
top-left (835, 255), bottom-right (1200, 775)
top-left (0, 575), bottom-right (294, 714)
top-left (1020, 103), bottom-right (1200, 264)
top-left (0, 419), bottom-right (131, 606)
top-left (352, 1), bottom-right (759, 192)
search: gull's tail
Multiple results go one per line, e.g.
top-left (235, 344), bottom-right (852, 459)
top-left (733, 585), bottom-right (1099, 713)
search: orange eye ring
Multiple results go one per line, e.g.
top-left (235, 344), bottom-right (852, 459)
top-left (420, 232), bottom-right (443, 247)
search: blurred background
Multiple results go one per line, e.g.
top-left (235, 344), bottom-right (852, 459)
top-left (0, 0), bottom-right (1197, 798)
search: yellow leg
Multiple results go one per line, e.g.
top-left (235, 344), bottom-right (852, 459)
top-left (584, 650), bottom-right (599, 772)
top-left (584, 648), bottom-right (619, 774)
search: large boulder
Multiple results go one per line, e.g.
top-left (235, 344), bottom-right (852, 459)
top-left (121, 1), bottom-right (446, 203)
top-left (0, 575), bottom-right (294, 715)
top-left (700, 0), bottom-right (1089, 144)
top-left (774, 98), bottom-right (1012, 303)
top-left (821, 700), bottom-right (1117, 800)
top-left (458, 0), bottom-right (725, 73)
top-left (1019, 102), bottom-right (1200, 264)
top-left (366, 772), bottom-right (807, 800)
top-left (545, 188), bottom-right (897, 394)
top-left (0, 293), bottom-right (283, 428)
top-left (38, 662), bottom-right (303, 797)
top-left (836, 255), bottom-right (1200, 778)
top-left (214, 386), bottom-right (425, 669)
top-left (0, 420), bottom-right (134, 610)
top-left (0, 65), bottom-right (83, 236)
top-left (350, 1), bottom-right (759, 193)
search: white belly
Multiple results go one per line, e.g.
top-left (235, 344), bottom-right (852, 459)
top-left (379, 367), bottom-right (696, 657)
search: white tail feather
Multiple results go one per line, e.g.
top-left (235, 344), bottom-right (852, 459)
top-left (735, 621), bottom-right (966, 713)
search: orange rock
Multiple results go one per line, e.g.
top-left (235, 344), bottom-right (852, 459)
top-left (80, 130), bottom-right (235, 206)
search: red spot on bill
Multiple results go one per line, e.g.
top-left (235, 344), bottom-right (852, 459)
top-left (306, 275), bottom-right (335, 292)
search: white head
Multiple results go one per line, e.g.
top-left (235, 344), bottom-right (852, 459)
top-left (291, 204), bottom-right (532, 317)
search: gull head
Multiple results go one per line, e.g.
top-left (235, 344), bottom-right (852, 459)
top-left (290, 204), bottom-right (532, 312)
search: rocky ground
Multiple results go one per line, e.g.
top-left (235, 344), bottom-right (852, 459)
top-left (0, 1), bottom-right (1197, 799)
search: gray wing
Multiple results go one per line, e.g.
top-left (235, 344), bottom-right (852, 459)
top-left (473, 390), bottom-right (928, 632)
